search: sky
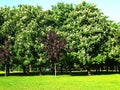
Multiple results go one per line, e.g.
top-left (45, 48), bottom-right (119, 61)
top-left (0, 0), bottom-right (120, 22)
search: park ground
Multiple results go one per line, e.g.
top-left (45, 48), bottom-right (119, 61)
top-left (0, 73), bottom-right (120, 90)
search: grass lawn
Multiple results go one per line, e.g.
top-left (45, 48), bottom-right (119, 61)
top-left (0, 74), bottom-right (120, 90)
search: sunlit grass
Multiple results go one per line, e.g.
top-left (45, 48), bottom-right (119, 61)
top-left (0, 74), bottom-right (120, 90)
top-left (0, 71), bottom-right (5, 74)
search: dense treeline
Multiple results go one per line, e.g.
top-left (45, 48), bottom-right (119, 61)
top-left (0, 1), bottom-right (120, 76)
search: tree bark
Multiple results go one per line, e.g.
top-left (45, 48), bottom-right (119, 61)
top-left (115, 65), bottom-right (118, 73)
top-left (118, 66), bottom-right (120, 73)
top-left (5, 64), bottom-right (7, 77)
top-left (95, 65), bottom-right (98, 73)
top-left (22, 65), bottom-right (26, 74)
top-left (5, 64), bottom-right (10, 76)
top-left (60, 64), bottom-right (63, 74)
top-left (69, 66), bottom-right (72, 75)
top-left (95, 68), bottom-right (98, 73)
top-left (99, 67), bottom-right (102, 72)
top-left (51, 63), bottom-right (55, 75)
top-left (106, 65), bottom-right (109, 72)
top-left (26, 66), bottom-right (29, 75)
top-left (39, 66), bottom-right (42, 75)
top-left (54, 63), bottom-right (57, 76)
top-left (87, 66), bottom-right (91, 76)
top-left (29, 64), bottom-right (32, 72)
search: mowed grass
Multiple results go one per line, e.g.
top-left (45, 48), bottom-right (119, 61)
top-left (0, 74), bottom-right (120, 90)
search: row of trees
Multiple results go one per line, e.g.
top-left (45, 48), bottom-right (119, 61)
top-left (0, 1), bottom-right (120, 76)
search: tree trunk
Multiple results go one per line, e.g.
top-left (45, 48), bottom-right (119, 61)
top-left (95, 65), bottom-right (98, 73)
top-left (99, 66), bottom-right (102, 72)
top-left (115, 65), bottom-right (118, 73)
top-left (22, 65), bottom-right (26, 74)
top-left (5, 64), bottom-right (10, 76)
top-left (39, 66), bottom-right (42, 75)
top-left (5, 64), bottom-right (7, 77)
top-left (54, 63), bottom-right (57, 76)
top-left (103, 66), bottom-right (106, 72)
top-left (95, 64), bottom-right (99, 73)
top-left (80, 67), bottom-right (82, 72)
top-left (26, 66), bottom-right (29, 75)
top-left (69, 66), bottom-right (72, 75)
top-left (87, 66), bottom-right (91, 76)
top-left (51, 63), bottom-right (55, 75)
top-left (106, 65), bottom-right (109, 72)
top-left (95, 68), bottom-right (98, 73)
top-left (60, 64), bottom-right (63, 74)
top-left (118, 66), bottom-right (120, 73)
top-left (29, 64), bottom-right (32, 72)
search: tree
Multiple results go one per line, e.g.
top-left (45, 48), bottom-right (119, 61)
top-left (41, 31), bottom-right (66, 76)
top-left (55, 1), bottom-right (113, 75)
top-left (0, 40), bottom-right (11, 76)
top-left (10, 5), bottom-right (43, 74)
top-left (109, 22), bottom-right (120, 72)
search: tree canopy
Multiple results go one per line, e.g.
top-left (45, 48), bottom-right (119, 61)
top-left (0, 1), bottom-right (120, 76)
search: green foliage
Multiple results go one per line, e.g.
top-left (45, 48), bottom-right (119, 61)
top-left (0, 1), bottom-right (120, 75)
top-left (109, 22), bottom-right (120, 63)
top-left (52, 1), bottom-right (112, 68)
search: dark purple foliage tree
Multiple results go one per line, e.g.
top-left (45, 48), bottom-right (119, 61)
top-left (41, 31), bottom-right (66, 76)
top-left (0, 40), bottom-right (10, 76)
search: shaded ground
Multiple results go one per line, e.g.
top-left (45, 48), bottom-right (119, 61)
top-left (0, 70), bottom-right (119, 76)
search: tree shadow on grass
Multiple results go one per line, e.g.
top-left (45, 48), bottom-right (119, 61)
top-left (0, 71), bottom-right (119, 77)
top-left (71, 71), bottom-right (120, 76)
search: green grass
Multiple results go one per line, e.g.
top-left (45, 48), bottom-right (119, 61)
top-left (0, 74), bottom-right (120, 90)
